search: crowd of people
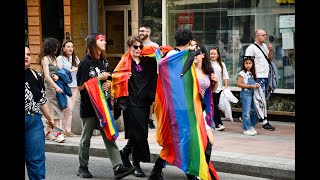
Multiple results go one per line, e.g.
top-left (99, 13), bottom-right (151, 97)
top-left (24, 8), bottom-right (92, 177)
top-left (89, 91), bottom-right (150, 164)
top-left (25, 27), bottom-right (275, 179)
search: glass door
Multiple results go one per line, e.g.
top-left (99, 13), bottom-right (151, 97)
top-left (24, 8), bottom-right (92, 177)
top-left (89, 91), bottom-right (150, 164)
top-left (104, 6), bottom-right (131, 71)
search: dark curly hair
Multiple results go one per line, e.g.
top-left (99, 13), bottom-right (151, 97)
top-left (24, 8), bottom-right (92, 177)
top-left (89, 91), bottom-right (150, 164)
top-left (37, 37), bottom-right (60, 65)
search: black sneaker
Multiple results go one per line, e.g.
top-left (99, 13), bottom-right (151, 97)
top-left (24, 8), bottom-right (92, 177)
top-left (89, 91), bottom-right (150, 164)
top-left (148, 166), bottom-right (164, 180)
top-left (149, 119), bottom-right (155, 129)
top-left (114, 164), bottom-right (135, 179)
top-left (77, 166), bottom-right (92, 178)
top-left (262, 123), bottom-right (275, 131)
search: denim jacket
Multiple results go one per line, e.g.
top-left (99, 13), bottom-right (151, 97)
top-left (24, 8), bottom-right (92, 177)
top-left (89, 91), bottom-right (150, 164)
top-left (55, 68), bottom-right (72, 109)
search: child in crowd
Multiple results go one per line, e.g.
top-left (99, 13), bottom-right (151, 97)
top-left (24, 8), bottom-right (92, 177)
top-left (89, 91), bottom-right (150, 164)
top-left (237, 56), bottom-right (260, 136)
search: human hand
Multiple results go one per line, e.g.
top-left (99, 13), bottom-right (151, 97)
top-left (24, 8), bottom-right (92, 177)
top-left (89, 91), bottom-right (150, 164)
top-left (210, 73), bottom-right (218, 83)
top-left (99, 72), bottom-right (111, 80)
top-left (46, 119), bottom-right (55, 129)
top-left (52, 74), bottom-right (59, 81)
top-left (102, 81), bottom-right (111, 91)
top-left (267, 44), bottom-right (273, 51)
top-left (55, 86), bottom-right (63, 93)
top-left (128, 72), bottom-right (132, 79)
top-left (252, 83), bottom-right (260, 89)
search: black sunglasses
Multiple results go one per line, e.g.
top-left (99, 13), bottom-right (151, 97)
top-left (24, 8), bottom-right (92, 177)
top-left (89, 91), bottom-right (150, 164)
top-left (133, 45), bottom-right (144, 50)
top-left (243, 56), bottom-right (255, 60)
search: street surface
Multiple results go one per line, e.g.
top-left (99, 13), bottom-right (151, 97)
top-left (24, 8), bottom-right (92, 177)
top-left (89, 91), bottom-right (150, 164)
top-left (25, 152), bottom-right (272, 180)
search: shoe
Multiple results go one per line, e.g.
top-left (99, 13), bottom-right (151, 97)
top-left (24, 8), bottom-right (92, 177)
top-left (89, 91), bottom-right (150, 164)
top-left (148, 166), bottom-right (164, 180)
top-left (149, 119), bottom-right (155, 129)
top-left (120, 150), bottom-right (132, 168)
top-left (77, 166), bottom-right (92, 178)
top-left (250, 127), bottom-right (257, 135)
top-left (55, 132), bottom-right (66, 143)
top-left (64, 131), bottom-right (75, 137)
top-left (262, 123), bottom-right (275, 131)
top-left (215, 124), bottom-right (225, 131)
top-left (45, 132), bottom-right (51, 140)
top-left (243, 130), bottom-right (255, 136)
top-left (133, 166), bottom-right (145, 177)
top-left (114, 164), bottom-right (135, 179)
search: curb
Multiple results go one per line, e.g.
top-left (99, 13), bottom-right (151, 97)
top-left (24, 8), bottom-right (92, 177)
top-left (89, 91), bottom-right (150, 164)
top-left (45, 143), bottom-right (294, 180)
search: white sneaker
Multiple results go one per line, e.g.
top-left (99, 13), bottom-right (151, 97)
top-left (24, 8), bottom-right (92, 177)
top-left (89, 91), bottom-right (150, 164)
top-left (55, 132), bottom-right (66, 143)
top-left (251, 127), bottom-right (257, 135)
top-left (215, 124), bottom-right (225, 131)
top-left (243, 130), bottom-right (255, 136)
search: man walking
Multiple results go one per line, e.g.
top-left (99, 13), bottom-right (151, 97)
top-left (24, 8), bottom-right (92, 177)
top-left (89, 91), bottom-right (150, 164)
top-left (139, 24), bottom-right (159, 129)
top-left (245, 29), bottom-right (275, 131)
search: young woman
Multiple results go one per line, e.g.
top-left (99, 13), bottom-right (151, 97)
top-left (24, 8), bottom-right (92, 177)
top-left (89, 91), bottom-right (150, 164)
top-left (57, 39), bottom-right (80, 136)
top-left (209, 47), bottom-right (229, 131)
top-left (237, 56), bottom-right (260, 136)
top-left (37, 37), bottom-right (66, 143)
top-left (76, 33), bottom-right (135, 179)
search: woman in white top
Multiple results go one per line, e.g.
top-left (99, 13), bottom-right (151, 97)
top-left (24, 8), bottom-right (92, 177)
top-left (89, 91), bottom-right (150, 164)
top-left (209, 47), bottom-right (229, 131)
top-left (57, 40), bottom-right (80, 136)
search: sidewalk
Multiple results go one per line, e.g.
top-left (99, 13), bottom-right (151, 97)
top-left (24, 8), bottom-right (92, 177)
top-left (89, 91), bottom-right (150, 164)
top-left (45, 119), bottom-right (295, 180)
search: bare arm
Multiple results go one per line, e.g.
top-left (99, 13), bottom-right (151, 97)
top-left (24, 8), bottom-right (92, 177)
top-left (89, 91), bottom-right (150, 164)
top-left (237, 75), bottom-right (260, 89)
top-left (224, 79), bottom-right (228, 88)
top-left (40, 103), bottom-right (55, 129)
top-left (42, 57), bottom-right (63, 93)
top-left (267, 44), bottom-right (274, 61)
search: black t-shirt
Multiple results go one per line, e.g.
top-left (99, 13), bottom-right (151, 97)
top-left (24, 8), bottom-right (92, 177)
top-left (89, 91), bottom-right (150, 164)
top-left (76, 55), bottom-right (110, 118)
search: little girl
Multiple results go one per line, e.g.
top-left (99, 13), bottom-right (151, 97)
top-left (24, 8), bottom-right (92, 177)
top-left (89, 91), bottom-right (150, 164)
top-left (209, 47), bottom-right (229, 131)
top-left (237, 56), bottom-right (260, 136)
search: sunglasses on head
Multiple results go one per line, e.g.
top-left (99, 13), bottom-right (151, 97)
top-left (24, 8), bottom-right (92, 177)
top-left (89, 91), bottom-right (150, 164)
top-left (133, 45), bottom-right (144, 50)
top-left (243, 56), bottom-right (255, 60)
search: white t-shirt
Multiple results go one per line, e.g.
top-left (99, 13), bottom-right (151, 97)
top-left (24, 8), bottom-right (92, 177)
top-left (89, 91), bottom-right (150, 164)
top-left (211, 61), bottom-right (229, 93)
top-left (238, 70), bottom-right (253, 86)
top-left (56, 55), bottom-right (80, 87)
top-left (245, 43), bottom-right (269, 78)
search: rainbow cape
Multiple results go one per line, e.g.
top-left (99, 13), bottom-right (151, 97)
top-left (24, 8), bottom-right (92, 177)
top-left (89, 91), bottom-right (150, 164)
top-left (154, 49), bottom-right (219, 180)
top-left (112, 46), bottom-right (172, 99)
top-left (84, 77), bottom-right (118, 141)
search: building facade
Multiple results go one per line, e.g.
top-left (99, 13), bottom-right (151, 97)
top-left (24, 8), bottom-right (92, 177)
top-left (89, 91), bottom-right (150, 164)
top-left (25, 0), bottom-right (295, 115)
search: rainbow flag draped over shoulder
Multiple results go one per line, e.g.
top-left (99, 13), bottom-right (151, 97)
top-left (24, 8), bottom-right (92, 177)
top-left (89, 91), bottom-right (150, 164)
top-left (112, 46), bottom-right (172, 99)
top-left (154, 49), bottom-right (218, 180)
top-left (84, 77), bottom-right (118, 141)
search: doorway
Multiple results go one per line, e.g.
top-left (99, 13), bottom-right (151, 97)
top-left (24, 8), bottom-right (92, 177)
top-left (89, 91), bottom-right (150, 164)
top-left (104, 5), bottom-right (132, 71)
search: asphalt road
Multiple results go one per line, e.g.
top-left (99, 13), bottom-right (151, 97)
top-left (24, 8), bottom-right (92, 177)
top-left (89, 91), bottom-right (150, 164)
top-left (25, 152), bottom-right (272, 180)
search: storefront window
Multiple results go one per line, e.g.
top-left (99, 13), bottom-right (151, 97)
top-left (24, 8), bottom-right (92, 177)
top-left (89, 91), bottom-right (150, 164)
top-left (166, 0), bottom-right (295, 90)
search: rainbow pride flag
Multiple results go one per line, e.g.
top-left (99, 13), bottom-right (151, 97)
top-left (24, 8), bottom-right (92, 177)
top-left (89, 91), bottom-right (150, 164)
top-left (154, 49), bottom-right (219, 180)
top-left (112, 46), bottom-right (172, 99)
top-left (84, 77), bottom-right (118, 141)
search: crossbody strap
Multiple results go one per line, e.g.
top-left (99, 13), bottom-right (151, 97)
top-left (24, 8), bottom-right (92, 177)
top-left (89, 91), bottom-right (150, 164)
top-left (253, 43), bottom-right (271, 64)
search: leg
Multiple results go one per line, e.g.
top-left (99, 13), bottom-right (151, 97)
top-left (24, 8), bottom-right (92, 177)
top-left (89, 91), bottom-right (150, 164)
top-left (241, 91), bottom-right (254, 135)
top-left (78, 117), bottom-right (96, 167)
top-left (25, 114), bottom-right (46, 180)
top-left (132, 138), bottom-right (150, 177)
top-left (148, 157), bottom-right (166, 180)
top-left (62, 87), bottom-right (77, 134)
top-left (213, 92), bottom-right (224, 130)
top-left (99, 126), bottom-right (122, 167)
top-left (148, 102), bottom-right (155, 129)
top-left (120, 139), bottom-right (133, 167)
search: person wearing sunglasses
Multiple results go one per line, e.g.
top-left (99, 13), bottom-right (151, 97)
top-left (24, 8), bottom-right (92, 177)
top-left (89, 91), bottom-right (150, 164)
top-left (116, 36), bottom-right (158, 177)
top-left (245, 29), bottom-right (275, 131)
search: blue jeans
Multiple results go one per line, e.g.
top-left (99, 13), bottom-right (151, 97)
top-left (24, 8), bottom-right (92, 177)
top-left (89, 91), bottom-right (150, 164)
top-left (25, 114), bottom-right (46, 180)
top-left (240, 77), bottom-right (257, 131)
top-left (256, 78), bottom-right (268, 98)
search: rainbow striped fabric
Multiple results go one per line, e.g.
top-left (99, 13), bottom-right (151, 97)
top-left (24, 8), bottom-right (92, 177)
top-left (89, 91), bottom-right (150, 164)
top-left (84, 77), bottom-right (118, 141)
top-left (112, 46), bottom-right (172, 99)
top-left (154, 49), bottom-right (218, 180)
